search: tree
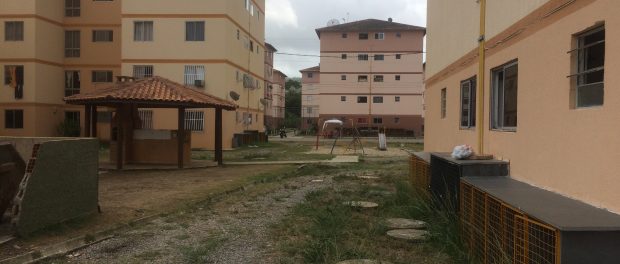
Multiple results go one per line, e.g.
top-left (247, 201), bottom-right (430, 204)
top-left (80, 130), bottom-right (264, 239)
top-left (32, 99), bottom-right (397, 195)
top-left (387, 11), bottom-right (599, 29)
top-left (284, 78), bottom-right (302, 128)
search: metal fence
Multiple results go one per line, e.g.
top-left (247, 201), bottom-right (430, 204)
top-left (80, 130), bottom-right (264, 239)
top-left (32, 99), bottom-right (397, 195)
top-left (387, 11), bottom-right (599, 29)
top-left (409, 154), bottom-right (430, 193)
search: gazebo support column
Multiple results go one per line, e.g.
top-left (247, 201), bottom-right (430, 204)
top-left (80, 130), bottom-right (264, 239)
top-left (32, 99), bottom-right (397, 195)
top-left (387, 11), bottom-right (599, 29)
top-left (116, 107), bottom-right (123, 170)
top-left (91, 105), bottom-right (98, 137)
top-left (215, 108), bottom-right (223, 165)
top-left (178, 107), bottom-right (186, 169)
top-left (84, 105), bottom-right (92, 137)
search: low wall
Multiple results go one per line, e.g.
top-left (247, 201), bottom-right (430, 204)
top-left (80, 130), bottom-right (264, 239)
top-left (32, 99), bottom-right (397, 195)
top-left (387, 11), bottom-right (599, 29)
top-left (0, 144), bottom-right (26, 220)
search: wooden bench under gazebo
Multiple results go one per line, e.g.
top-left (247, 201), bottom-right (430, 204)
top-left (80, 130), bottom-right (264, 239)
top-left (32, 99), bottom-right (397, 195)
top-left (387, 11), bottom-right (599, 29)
top-left (64, 76), bottom-right (237, 170)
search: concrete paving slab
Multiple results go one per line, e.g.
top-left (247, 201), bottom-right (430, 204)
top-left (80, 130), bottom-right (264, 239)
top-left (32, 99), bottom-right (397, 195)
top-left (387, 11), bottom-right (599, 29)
top-left (386, 229), bottom-right (429, 242)
top-left (385, 218), bottom-right (427, 229)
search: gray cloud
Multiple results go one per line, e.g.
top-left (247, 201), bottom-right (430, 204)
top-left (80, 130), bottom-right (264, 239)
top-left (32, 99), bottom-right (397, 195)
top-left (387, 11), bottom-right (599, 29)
top-left (266, 0), bottom-right (427, 77)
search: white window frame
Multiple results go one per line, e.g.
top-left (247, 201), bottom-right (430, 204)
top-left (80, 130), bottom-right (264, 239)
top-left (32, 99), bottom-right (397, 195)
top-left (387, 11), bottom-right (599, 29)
top-left (184, 65), bottom-right (205, 87)
top-left (374, 32), bottom-right (385, 40)
top-left (491, 61), bottom-right (518, 131)
top-left (460, 77), bottom-right (476, 129)
top-left (574, 26), bottom-right (605, 108)
top-left (134, 21), bottom-right (153, 42)
top-left (185, 110), bottom-right (205, 132)
top-left (138, 109), bottom-right (153, 129)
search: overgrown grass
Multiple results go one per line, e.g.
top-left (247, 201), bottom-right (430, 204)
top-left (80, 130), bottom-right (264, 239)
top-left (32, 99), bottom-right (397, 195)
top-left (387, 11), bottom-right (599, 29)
top-left (192, 142), bottom-right (335, 162)
top-left (271, 158), bottom-right (472, 264)
top-left (179, 236), bottom-right (227, 263)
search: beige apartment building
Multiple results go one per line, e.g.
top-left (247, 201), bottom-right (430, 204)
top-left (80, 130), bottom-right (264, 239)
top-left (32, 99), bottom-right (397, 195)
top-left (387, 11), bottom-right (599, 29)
top-left (302, 19), bottom-right (425, 136)
top-left (0, 0), bottom-right (265, 150)
top-left (425, 0), bottom-right (620, 213)
top-left (263, 43), bottom-right (285, 131)
top-left (300, 66), bottom-right (320, 131)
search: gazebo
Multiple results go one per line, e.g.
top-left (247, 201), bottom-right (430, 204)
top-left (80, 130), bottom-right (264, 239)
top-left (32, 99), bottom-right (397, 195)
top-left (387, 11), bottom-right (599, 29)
top-left (64, 76), bottom-right (237, 170)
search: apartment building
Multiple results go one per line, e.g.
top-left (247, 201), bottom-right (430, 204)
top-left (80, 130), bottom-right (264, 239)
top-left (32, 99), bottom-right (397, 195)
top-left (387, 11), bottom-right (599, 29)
top-left (306, 19), bottom-right (426, 136)
top-left (0, 0), bottom-right (265, 150)
top-left (263, 43), bottom-right (285, 130)
top-left (300, 66), bottom-right (320, 131)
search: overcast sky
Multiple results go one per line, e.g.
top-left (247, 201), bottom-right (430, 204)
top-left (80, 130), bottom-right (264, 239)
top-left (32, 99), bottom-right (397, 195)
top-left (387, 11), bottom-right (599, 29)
top-left (265, 0), bottom-right (427, 78)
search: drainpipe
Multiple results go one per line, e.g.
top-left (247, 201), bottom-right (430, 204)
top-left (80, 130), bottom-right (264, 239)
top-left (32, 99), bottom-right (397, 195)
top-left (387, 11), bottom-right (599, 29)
top-left (477, 0), bottom-right (486, 155)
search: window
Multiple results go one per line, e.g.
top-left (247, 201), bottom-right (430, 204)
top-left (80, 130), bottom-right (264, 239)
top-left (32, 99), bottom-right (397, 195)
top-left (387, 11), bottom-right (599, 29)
top-left (64, 31), bottom-right (80, 57)
top-left (341, 75), bottom-right (346, 80)
top-left (250, 40), bottom-right (254, 51)
top-left (396, 32), bottom-right (402, 38)
top-left (395, 75), bottom-right (401, 81)
top-left (374, 33), bottom-right (384, 40)
top-left (5, 110), bottom-right (23, 129)
top-left (134, 21), bottom-right (153, 41)
top-left (373, 75), bottom-right (384, 82)
top-left (92, 71), bottom-right (113, 83)
top-left (374, 54), bottom-right (384, 61)
top-left (491, 61), bottom-right (518, 130)
top-left (5, 21), bottom-right (24, 41)
top-left (306, 95), bottom-right (313, 101)
top-left (359, 33), bottom-right (368, 40)
top-left (4, 65), bottom-right (24, 99)
top-left (307, 107), bottom-right (312, 114)
top-left (138, 109), bottom-right (153, 129)
top-left (358, 54), bottom-right (369, 61)
top-left (342, 33), bottom-right (348, 38)
top-left (245, 0), bottom-right (250, 10)
top-left (237, 29), bottom-right (240, 40)
top-left (357, 118), bottom-right (368, 124)
top-left (396, 54), bottom-right (402, 60)
top-left (395, 96), bottom-right (400, 102)
top-left (358, 75), bottom-right (368, 82)
top-left (65, 0), bottom-right (80, 17)
top-left (184, 65), bottom-right (206, 87)
top-left (307, 73), bottom-right (313, 78)
top-left (133, 65), bottom-right (153, 79)
top-left (185, 110), bottom-right (205, 132)
top-left (357, 96), bottom-right (368, 103)
top-left (440, 88), bottom-right (447, 119)
top-left (341, 54), bottom-right (347, 60)
top-left (341, 96), bottom-right (346, 102)
top-left (373, 96), bottom-right (383, 103)
top-left (373, 117), bottom-right (383, 124)
top-left (460, 77), bottom-right (476, 128)
top-left (65, 71), bottom-right (80, 96)
top-left (65, 111), bottom-right (80, 127)
top-left (394, 117), bottom-right (400, 124)
top-left (574, 26), bottom-right (605, 108)
top-left (92, 30), bottom-right (113, 42)
top-left (186, 21), bottom-right (205, 41)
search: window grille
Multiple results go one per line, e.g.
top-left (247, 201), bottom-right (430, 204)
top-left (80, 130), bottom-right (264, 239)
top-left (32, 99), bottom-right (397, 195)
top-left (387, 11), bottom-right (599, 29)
top-left (138, 110), bottom-right (153, 129)
top-left (184, 65), bottom-right (205, 87)
top-left (185, 110), bottom-right (205, 131)
top-left (133, 65), bottom-right (153, 79)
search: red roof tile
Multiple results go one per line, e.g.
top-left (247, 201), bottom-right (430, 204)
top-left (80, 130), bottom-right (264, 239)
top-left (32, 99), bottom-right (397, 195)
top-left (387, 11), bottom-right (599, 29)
top-left (64, 76), bottom-right (237, 110)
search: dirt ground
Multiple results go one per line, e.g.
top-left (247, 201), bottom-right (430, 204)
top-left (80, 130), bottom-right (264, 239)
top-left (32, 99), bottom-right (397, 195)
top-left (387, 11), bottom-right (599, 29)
top-left (0, 165), bottom-right (285, 260)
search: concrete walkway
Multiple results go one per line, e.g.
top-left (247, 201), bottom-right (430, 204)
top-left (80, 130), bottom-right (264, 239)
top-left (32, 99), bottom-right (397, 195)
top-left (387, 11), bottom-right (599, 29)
top-left (270, 135), bottom-right (423, 144)
top-left (224, 155), bottom-right (359, 165)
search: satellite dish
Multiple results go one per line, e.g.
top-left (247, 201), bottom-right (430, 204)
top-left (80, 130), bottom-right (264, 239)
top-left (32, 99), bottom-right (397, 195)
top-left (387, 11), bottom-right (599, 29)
top-left (229, 91), bottom-right (240, 101)
top-left (327, 19), bottom-right (340, 26)
top-left (260, 98), bottom-right (269, 106)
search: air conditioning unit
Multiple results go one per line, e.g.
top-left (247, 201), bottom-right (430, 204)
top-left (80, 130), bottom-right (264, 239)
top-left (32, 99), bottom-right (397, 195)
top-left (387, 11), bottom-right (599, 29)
top-left (194, 80), bottom-right (205, 88)
top-left (243, 74), bottom-right (256, 89)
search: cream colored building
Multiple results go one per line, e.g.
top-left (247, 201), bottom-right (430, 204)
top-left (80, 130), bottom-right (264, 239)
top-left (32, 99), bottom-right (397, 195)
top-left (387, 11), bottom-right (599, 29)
top-left (263, 43), bottom-right (285, 130)
top-left (425, 0), bottom-right (620, 212)
top-left (0, 0), bottom-right (265, 150)
top-left (300, 66), bottom-right (320, 131)
top-left (307, 19), bottom-right (426, 136)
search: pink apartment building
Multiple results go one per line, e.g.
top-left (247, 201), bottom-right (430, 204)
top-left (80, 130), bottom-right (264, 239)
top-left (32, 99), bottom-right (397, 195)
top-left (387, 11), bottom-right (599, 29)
top-left (264, 43), bottom-right (286, 131)
top-left (302, 19), bottom-right (426, 136)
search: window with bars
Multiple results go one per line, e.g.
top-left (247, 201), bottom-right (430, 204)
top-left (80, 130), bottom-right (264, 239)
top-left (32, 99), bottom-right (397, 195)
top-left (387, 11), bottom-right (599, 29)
top-left (373, 117), bottom-right (383, 124)
top-left (373, 96), bottom-right (383, 103)
top-left (92, 71), bottom-right (113, 83)
top-left (358, 75), bottom-right (368, 82)
top-left (491, 61), bottom-right (518, 130)
top-left (460, 76), bottom-right (477, 129)
top-left (5, 21), bottom-right (24, 41)
top-left (185, 110), bottom-right (205, 132)
top-left (5, 110), bottom-right (23, 129)
top-left (65, 71), bottom-right (80, 96)
top-left (65, 0), bottom-right (80, 17)
top-left (573, 26), bottom-right (605, 108)
top-left (134, 21), bottom-right (153, 41)
top-left (138, 109), bottom-right (153, 129)
top-left (186, 21), bottom-right (205, 41)
top-left (374, 54), bottom-right (384, 61)
top-left (373, 75), bottom-right (384, 82)
top-left (359, 33), bottom-right (368, 40)
top-left (358, 54), bottom-right (369, 61)
top-left (184, 65), bottom-right (205, 87)
top-left (133, 65), bottom-right (153, 79)
top-left (357, 96), bottom-right (367, 103)
top-left (92, 30), bottom-right (113, 42)
top-left (65, 30), bottom-right (80, 57)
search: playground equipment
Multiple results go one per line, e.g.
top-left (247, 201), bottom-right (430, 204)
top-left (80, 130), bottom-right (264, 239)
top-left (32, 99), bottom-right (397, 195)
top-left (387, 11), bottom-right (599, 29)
top-left (315, 119), bottom-right (364, 155)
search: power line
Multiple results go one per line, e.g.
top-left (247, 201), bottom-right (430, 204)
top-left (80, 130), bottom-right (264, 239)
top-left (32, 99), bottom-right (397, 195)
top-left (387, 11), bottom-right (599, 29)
top-left (275, 51), bottom-right (425, 59)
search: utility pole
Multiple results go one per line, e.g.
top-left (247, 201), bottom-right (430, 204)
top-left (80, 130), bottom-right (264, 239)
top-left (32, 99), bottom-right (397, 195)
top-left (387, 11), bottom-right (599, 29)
top-left (477, 0), bottom-right (486, 154)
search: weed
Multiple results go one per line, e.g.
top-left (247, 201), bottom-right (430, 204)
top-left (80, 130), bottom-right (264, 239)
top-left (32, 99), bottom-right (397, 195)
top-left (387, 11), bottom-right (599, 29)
top-left (179, 236), bottom-right (227, 263)
top-left (84, 233), bottom-right (96, 243)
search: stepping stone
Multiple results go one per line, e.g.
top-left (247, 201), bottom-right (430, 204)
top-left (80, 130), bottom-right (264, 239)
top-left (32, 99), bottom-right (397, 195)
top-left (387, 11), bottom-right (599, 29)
top-left (385, 218), bottom-right (427, 229)
top-left (337, 260), bottom-right (393, 264)
top-left (343, 201), bottom-right (379, 208)
top-left (387, 229), bottom-right (429, 242)
top-left (311, 179), bottom-right (324, 183)
top-left (357, 175), bottom-right (380, 180)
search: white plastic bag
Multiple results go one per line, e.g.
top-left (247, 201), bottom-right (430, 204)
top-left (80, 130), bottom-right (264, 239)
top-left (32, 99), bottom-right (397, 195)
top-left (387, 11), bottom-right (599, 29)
top-left (451, 145), bottom-right (474, 160)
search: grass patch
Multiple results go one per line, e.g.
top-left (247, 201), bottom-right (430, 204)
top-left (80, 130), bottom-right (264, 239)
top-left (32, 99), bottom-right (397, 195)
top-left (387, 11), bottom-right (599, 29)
top-left (192, 142), bottom-right (335, 162)
top-left (179, 236), bottom-right (227, 263)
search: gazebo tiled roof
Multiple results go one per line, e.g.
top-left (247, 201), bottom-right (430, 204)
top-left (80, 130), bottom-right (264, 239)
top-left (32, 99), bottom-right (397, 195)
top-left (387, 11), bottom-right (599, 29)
top-left (64, 76), bottom-right (237, 110)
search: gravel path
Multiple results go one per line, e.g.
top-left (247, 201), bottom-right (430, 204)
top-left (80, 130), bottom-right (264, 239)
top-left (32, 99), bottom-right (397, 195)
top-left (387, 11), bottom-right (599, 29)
top-left (61, 174), bottom-right (333, 264)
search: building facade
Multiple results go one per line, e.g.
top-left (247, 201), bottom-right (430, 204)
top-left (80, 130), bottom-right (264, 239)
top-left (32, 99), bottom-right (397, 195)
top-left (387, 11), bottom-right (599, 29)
top-left (263, 43), bottom-right (285, 131)
top-left (425, 0), bottom-right (620, 212)
top-left (308, 19), bottom-right (425, 136)
top-left (300, 66), bottom-right (320, 132)
top-left (1, 0), bottom-right (265, 150)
